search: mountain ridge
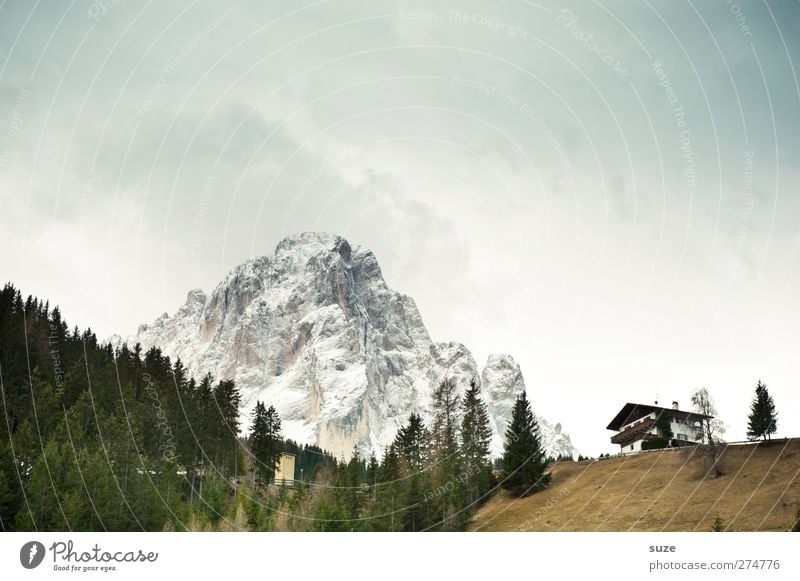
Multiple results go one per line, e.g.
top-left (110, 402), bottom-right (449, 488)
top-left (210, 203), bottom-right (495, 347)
top-left (112, 232), bottom-right (577, 460)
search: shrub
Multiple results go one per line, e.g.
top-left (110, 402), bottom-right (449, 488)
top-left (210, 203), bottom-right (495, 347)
top-left (642, 437), bottom-right (669, 451)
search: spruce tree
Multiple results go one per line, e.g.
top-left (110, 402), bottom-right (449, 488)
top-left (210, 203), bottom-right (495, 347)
top-left (402, 471), bottom-right (426, 532)
top-left (212, 379), bottom-right (242, 475)
top-left (372, 444), bottom-right (403, 532)
top-left (461, 379), bottom-right (493, 504)
top-left (430, 378), bottom-right (465, 530)
top-left (345, 446), bottom-right (365, 523)
top-left (394, 413), bottom-right (429, 472)
top-left (0, 284), bottom-right (315, 532)
top-left (747, 380), bottom-right (778, 441)
top-left (366, 454), bottom-right (379, 496)
top-left (392, 414), bottom-right (433, 530)
top-left (0, 460), bottom-right (20, 531)
top-left (500, 391), bottom-right (551, 497)
top-left (249, 402), bottom-right (282, 485)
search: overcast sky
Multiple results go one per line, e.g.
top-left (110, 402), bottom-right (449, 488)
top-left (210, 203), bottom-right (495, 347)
top-left (1, 0), bottom-right (799, 455)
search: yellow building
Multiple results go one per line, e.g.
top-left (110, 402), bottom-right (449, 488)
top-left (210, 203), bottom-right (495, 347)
top-left (274, 453), bottom-right (296, 486)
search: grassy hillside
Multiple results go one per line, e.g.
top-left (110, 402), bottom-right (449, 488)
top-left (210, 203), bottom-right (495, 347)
top-left (470, 439), bottom-right (800, 532)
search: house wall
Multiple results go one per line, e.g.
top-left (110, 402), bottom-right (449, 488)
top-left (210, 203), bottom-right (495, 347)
top-left (616, 411), bottom-right (707, 454)
top-left (667, 417), bottom-right (704, 443)
top-left (620, 439), bottom-right (645, 455)
top-left (275, 453), bottom-right (296, 485)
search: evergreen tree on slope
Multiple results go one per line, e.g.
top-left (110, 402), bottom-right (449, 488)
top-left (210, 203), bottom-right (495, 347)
top-left (461, 379), bottom-right (493, 504)
top-left (747, 380), bottom-right (778, 441)
top-left (501, 391), bottom-right (551, 497)
top-left (250, 401), bottom-right (282, 485)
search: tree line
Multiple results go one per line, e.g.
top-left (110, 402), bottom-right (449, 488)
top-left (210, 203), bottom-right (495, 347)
top-left (249, 379), bottom-right (551, 531)
top-left (0, 284), bottom-right (552, 532)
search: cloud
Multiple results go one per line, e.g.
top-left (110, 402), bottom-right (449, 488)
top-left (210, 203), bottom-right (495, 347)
top-left (1, 0), bottom-right (800, 454)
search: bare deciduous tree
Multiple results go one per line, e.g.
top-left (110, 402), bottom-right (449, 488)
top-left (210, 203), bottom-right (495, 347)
top-left (691, 387), bottom-right (725, 477)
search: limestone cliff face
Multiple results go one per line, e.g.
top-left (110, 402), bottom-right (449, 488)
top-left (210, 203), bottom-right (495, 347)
top-left (482, 354), bottom-right (576, 459)
top-left (123, 232), bottom-right (576, 459)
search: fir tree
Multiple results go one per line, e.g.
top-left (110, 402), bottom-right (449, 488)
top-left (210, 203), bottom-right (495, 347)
top-left (402, 471), bottom-right (426, 532)
top-left (211, 379), bottom-right (242, 475)
top-left (366, 454), bottom-right (379, 496)
top-left (460, 379), bottom-right (493, 504)
top-left (0, 284), bottom-right (306, 531)
top-left (394, 413), bottom-right (430, 471)
top-left (747, 380), bottom-right (778, 441)
top-left (0, 456), bottom-right (21, 531)
top-left (372, 444), bottom-right (403, 532)
top-left (431, 378), bottom-right (460, 455)
top-left (345, 446), bottom-right (365, 523)
top-left (313, 462), bottom-right (352, 531)
top-left (392, 413), bottom-right (433, 531)
top-left (249, 402), bottom-right (282, 485)
top-left (500, 391), bottom-right (551, 497)
top-left (430, 378), bottom-right (465, 530)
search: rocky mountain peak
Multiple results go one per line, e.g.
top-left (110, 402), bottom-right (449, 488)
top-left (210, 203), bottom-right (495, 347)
top-left (185, 289), bottom-right (207, 307)
top-left (127, 233), bottom-right (577, 460)
top-left (482, 353), bottom-right (575, 459)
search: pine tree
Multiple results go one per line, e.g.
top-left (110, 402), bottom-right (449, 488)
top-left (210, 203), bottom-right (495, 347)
top-left (500, 391), bottom-right (551, 497)
top-left (461, 379), bottom-right (493, 504)
top-left (0, 284), bottom-right (295, 531)
top-left (345, 446), bottom-right (365, 523)
top-left (313, 462), bottom-right (353, 531)
top-left (211, 379), bottom-right (242, 475)
top-left (366, 454), bottom-right (378, 496)
top-left (747, 380), bottom-right (778, 441)
top-left (249, 401), bottom-right (282, 485)
top-left (394, 413), bottom-right (429, 472)
top-left (431, 378), bottom-right (460, 455)
top-left (402, 471), bottom-right (426, 532)
top-left (392, 413), bottom-right (432, 531)
top-left (430, 378), bottom-right (466, 530)
top-left (0, 463), bottom-right (20, 531)
top-left (371, 444), bottom-right (403, 532)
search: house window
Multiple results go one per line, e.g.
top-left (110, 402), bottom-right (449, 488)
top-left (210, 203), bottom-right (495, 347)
top-left (677, 433), bottom-right (687, 440)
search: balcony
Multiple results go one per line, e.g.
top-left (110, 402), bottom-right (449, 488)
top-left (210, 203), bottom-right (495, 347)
top-left (611, 418), bottom-right (656, 446)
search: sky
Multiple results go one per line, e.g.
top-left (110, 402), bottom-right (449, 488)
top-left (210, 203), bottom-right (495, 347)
top-left (1, 0), bottom-right (799, 456)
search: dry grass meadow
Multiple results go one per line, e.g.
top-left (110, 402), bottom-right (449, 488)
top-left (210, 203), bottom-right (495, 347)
top-left (469, 439), bottom-right (800, 532)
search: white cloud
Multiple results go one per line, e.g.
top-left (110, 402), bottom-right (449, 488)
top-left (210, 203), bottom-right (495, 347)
top-left (1, 0), bottom-right (799, 455)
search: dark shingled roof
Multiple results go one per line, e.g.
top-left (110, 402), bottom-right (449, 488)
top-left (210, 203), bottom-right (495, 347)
top-left (607, 402), bottom-right (712, 431)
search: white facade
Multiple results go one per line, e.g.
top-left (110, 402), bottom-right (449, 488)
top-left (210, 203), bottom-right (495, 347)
top-left (621, 439), bottom-right (645, 455)
top-left (274, 453), bottom-right (296, 485)
top-left (616, 409), bottom-right (706, 455)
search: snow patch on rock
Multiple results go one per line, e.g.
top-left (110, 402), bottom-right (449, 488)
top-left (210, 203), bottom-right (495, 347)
top-left (123, 232), bottom-right (577, 460)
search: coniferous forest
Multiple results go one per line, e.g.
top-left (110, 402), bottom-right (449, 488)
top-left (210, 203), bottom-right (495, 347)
top-left (0, 284), bottom-right (551, 532)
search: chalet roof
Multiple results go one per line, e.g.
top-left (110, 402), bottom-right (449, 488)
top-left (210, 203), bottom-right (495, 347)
top-left (606, 402), bottom-right (712, 431)
top-left (610, 417), bottom-right (656, 446)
